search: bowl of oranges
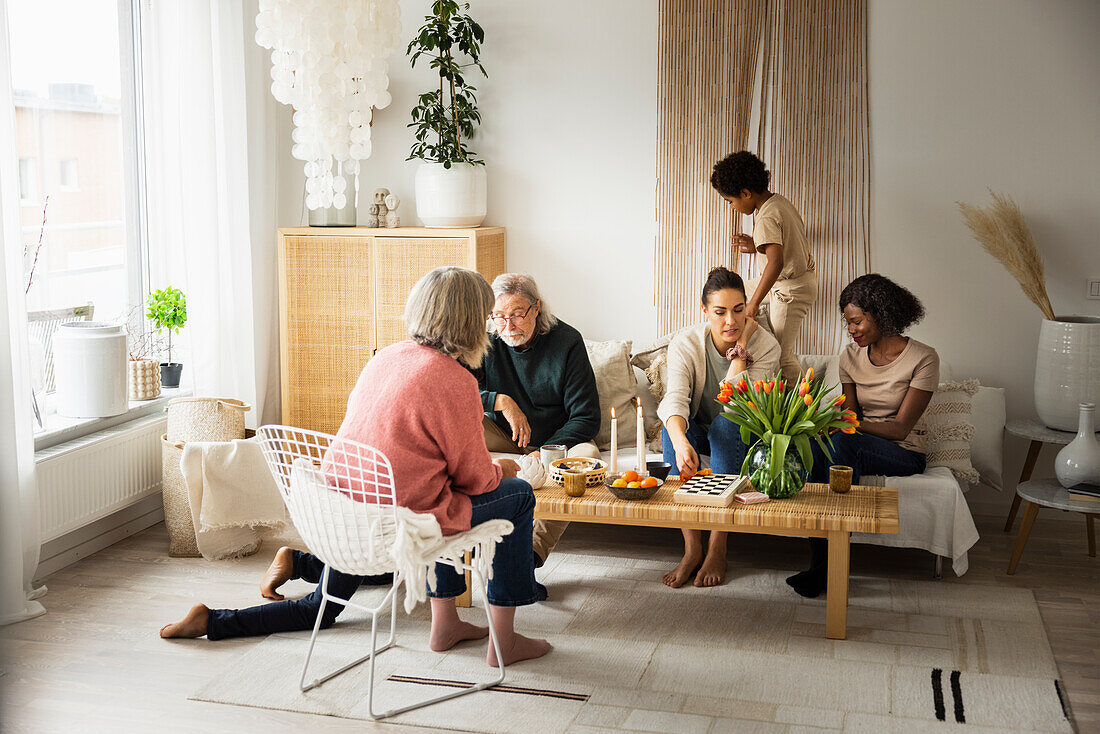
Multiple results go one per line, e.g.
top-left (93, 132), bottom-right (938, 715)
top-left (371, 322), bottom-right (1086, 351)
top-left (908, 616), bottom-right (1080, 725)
top-left (607, 470), bottom-right (662, 500)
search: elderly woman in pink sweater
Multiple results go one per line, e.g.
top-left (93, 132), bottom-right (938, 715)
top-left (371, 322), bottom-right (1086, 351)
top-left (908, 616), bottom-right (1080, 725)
top-left (161, 267), bottom-right (550, 668)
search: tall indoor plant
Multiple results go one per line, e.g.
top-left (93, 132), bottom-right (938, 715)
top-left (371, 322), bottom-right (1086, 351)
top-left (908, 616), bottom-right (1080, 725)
top-left (147, 286), bottom-right (187, 388)
top-left (407, 0), bottom-right (488, 227)
top-left (717, 369), bottom-right (858, 498)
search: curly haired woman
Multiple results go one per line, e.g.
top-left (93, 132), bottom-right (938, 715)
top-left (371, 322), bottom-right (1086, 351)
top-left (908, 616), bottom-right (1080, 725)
top-left (786, 273), bottom-right (939, 599)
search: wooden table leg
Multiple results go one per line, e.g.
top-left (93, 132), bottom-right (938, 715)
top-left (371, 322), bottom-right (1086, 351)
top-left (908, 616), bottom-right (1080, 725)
top-left (1087, 514), bottom-right (1096, 558)
top-left (825, 531), bottom-right (850, 640)
top-left (456, 551), bottom-right (472, 608)
top-left (1007, 501), bottom-right (1040, 574)
top-left (1004, 441), bottom-right (1042, 532)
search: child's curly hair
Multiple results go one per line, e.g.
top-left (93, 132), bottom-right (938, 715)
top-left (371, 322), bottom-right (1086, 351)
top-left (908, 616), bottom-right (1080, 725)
top-left (710, 151), bottom-right (770, 197)
top-left (839, 274), bottom-right (925, 337)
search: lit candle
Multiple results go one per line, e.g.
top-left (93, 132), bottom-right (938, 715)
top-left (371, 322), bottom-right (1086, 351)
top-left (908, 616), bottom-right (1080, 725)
top-left (636, 399), bottom-right (645, 476)
top-left (609, 406), bottom-right (618, 475)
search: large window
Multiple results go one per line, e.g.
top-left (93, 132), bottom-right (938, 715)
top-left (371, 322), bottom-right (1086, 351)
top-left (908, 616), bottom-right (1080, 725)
top-left (7, 0), bottom-right (147, 420)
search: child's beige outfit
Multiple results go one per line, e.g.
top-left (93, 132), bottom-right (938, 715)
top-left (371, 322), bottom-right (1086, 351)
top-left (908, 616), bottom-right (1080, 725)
top-left (749, 193), bottom-right (818, 383)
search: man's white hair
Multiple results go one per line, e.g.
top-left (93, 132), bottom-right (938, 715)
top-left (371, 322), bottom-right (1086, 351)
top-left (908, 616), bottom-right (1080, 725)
top-left (490, 273), bottom-right (558, 336)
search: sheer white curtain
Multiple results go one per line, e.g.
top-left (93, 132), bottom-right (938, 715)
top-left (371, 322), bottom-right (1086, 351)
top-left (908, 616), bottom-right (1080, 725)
top-left (0, 0), bottom-right (45, 626)
top-left (141, 0), bottom-right (279, 425)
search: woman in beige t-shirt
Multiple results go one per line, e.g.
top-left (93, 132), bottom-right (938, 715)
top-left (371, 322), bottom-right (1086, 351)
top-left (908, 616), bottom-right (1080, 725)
top-left (788, 274), bottom-right (938, 599)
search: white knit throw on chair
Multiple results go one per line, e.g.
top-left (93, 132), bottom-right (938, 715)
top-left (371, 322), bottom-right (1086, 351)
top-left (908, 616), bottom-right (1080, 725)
top-left (289, 459), bottom-right (513, 614)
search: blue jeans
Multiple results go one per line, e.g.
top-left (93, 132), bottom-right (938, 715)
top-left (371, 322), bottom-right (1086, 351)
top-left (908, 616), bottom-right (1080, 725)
top-left (808, 432), bottom-right (925, 485)
top-left (662, 415), bottom-right (749, 475)
top-left (427, 477), bottom-right (540, 607)
top-left (206, 478), bottom-right (538, 639)
top-left (207, 551), bottom-right (392, 640)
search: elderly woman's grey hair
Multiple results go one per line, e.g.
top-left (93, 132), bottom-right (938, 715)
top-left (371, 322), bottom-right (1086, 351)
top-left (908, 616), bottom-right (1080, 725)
top-left (490, 273), bottom-right (558, 336)
top-left (404, 266), bottom-right (495, 368)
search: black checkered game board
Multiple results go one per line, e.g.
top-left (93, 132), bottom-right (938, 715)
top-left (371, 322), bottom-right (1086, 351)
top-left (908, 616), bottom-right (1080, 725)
top-left (672, 473), bottom-right (751, 507)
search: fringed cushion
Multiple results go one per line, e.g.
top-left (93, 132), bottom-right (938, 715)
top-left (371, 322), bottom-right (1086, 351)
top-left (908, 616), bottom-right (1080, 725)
top-left (924, 379), bottom-right (981, 485)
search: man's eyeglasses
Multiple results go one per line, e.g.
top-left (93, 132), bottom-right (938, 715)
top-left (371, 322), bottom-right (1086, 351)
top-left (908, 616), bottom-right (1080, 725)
top-left (489, 301), bottom-right (536, 326)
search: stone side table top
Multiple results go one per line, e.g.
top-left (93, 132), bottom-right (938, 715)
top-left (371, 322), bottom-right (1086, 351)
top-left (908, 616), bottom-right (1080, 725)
top-left (1017, 478), bottom-right (1100, 514)
top-left (1006, 418), bottom-right (1096, 446)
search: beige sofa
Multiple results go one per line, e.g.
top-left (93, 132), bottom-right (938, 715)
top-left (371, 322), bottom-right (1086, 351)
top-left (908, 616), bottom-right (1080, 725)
top-left (493, 339), bottom-right (1004, 577)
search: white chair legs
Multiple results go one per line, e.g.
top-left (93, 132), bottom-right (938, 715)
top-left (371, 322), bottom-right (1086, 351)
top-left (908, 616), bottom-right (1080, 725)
top-left (295, 561), bottom-right (508, 721)
top-left (299, 564), bottom-right (400, 693)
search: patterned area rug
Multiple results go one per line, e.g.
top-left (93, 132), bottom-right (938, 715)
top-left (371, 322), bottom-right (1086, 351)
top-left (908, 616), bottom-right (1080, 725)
top-left (192, 551), bottom-right (1074, 733)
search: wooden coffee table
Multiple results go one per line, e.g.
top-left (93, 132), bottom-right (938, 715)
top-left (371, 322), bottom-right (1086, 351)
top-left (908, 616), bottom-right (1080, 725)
top-left (532, 478), bottom-right (899, 640)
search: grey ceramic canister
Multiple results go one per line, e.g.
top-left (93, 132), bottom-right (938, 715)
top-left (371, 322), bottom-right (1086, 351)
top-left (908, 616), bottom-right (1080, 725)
top-left (1054, 403), bottom-right (1100, 489)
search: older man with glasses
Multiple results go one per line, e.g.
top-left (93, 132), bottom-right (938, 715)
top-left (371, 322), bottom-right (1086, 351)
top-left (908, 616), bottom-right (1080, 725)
top-left (479, 273), bottom-right (601, 568)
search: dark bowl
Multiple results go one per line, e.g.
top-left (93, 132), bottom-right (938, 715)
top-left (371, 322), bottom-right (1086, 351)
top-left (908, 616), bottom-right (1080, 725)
top-left (606, 476), bottom-right (664, 501)
top-left (646, 462), bottom-right (673, 481)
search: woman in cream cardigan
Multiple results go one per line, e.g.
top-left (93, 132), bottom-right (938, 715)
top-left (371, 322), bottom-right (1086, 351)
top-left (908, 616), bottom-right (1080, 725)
top-left (658, 266), bottom-right (781, 588)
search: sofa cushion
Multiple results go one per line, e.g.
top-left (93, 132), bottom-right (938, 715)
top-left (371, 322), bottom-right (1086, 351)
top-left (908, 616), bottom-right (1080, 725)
top-left (585, 339), bottom-right (637, 450)
top-left (969, 385), bottom-right (1006, 491)
top-left (924, 379), bottom-right (981, 485)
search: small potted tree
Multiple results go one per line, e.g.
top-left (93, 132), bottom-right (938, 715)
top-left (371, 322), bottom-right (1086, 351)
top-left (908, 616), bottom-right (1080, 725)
top-left (407, 0), bottom-right (488, 227)
top-left (147, 286), bottom-right (187, 388)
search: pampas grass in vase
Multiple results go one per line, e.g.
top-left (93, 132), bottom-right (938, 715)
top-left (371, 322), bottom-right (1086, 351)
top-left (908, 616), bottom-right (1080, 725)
top-left (956, 190), bottom-right (1056, 321)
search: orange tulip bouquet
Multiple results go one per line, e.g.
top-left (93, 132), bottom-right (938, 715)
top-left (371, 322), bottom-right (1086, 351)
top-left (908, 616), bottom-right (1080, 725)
top-left (715, 368), bottom-right (859, 498)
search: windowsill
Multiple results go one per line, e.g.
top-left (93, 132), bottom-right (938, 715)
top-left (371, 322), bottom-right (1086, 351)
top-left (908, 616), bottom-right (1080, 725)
top-left (34, 387), bottom-right (192, 453)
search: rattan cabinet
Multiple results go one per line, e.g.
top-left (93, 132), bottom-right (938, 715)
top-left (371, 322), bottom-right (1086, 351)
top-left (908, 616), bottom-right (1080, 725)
top-left (277, 226), bottom-right (506, 434)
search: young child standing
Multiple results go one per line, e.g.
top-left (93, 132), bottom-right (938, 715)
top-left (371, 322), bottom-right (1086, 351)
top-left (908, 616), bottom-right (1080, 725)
top-left (710, 151), bottom-right (818, 383)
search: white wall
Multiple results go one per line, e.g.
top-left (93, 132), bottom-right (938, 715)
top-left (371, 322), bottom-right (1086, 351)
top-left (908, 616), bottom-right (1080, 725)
top-left (277, 0), bottom-right (659, 346)
top-left (275, 0), bottom-right (1100, 512)
top-left (869, 0), bottom-right (1100, 512)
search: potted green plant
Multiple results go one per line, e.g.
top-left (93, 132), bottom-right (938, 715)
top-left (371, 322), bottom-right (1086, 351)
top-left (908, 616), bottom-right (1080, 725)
top-left (146, 286), bottom-right (187, 388)
top-left (407, 0), bottom-right (488, 227)
top-left (716, 369), bottom-right (859, 498)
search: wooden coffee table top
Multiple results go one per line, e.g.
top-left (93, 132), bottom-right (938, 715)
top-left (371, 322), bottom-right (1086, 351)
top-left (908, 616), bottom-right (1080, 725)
top-left (534, 479), bottom-right (899, 536)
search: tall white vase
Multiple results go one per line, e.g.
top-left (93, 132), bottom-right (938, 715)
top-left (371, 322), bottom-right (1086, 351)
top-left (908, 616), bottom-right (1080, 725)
top-left (414, 162), bottom-right (486, 227)
top-left (1034, 316), bottom-right (1100, 431)
top-left (1054, 403), bottom-right (1100, 488)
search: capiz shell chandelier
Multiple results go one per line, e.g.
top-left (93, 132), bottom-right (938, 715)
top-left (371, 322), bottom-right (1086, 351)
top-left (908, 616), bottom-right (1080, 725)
top-left (255, 0), bottom-right (401, 210)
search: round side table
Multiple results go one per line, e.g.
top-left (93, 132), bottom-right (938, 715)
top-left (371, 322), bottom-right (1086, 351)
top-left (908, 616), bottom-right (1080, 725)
top-left (1003, 418), bottom-right (1097, 532)
top-left (1007, 478), bottom-right (1098, 574)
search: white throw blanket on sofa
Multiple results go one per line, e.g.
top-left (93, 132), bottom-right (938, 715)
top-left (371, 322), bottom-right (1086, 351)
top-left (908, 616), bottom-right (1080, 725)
top-left (858, 466), bottom-right (980, 575)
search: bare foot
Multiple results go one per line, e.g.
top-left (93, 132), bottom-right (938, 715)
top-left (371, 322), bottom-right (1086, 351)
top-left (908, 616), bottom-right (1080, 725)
top-left (429, 620), bottom-right (489, 652)
top-left (160, 604), bottom-right (210, 638)
top-left (487, 633), bottom-right (552, 667)
top-left (260, 546), bottom-right (295, 600)
top-left (662, 549), bottom-right (703, 588)
top-left (694, 552), bottom-right (727, 588)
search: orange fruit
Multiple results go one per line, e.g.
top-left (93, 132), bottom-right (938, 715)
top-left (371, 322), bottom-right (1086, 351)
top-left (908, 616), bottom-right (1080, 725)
top-left (627, 481), bottom-right (642, 489)
top-left (640, 477), bottom-right (658, 488)
top-left (611, 478), bottom-right (628, 488)
top-left (621, 470), bottom-right (640, 483)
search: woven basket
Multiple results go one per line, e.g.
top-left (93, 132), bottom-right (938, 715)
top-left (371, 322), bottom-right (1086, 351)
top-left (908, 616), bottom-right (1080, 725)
top-left (161, 434), bottom-right (199, 557)
top-left (166, 397), bottom-right (250, 443)
top-left (160, 428), bottom-right (257, 557)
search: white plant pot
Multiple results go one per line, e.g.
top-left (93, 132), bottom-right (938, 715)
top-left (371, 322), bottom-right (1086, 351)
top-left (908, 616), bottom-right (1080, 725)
top-left (1034, 316), bottom-right (1100, 431)
top-left (54, 321), bottom-right (128, 418)
top-left (414, 162), bottom-right (486, 227)
top-left (1055, 403), bottom-right (1100, 488)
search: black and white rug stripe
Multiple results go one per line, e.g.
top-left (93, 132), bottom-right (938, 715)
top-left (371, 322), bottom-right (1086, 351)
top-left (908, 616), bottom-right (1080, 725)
top-left (932, 669), bottom-right (1073, 726)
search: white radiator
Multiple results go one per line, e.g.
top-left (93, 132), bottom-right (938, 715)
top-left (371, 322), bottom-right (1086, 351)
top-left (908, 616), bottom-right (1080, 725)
top-left (35, 414), bottom-right (167, 542)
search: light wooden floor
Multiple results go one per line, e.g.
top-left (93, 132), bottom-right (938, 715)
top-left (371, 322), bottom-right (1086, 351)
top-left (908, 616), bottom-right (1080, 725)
top-left (1, 509), bottom-right (1097, 734)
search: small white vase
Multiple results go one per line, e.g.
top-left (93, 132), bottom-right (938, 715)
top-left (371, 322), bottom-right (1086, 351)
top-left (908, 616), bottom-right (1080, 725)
top-left (1054, 403), bottom-right (1100, 489)
top-left (1034, 316), bottom-right (1100, 431)
top-left (414, 162), bottom-right (486, 227)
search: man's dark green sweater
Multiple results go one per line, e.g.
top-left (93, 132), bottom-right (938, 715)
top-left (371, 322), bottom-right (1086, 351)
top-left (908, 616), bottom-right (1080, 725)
top-left (478, 320), bottom-right (601, 449)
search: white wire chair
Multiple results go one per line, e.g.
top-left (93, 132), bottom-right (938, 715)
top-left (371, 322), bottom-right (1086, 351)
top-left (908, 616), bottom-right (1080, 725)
top-left (256, 424), bottom-right (512, 720)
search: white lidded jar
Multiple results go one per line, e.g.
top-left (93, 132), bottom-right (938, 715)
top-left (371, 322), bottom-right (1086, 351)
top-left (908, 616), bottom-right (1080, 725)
top-left (53, 321), bottom-right (128, 418)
